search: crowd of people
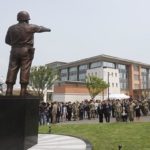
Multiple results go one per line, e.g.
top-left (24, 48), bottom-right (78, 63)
top-left (38, 97), bottom-right (150, 125)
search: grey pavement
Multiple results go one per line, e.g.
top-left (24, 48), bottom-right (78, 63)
top-left (29, 134), bottom-right (88, 150)
top-left (58, 115), bottom-right (150, 125)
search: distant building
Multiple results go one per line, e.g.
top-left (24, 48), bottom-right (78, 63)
top-left (46, 61), bottom-right (67, 69)
top-left (52, 54), bottom-right (150, 102)
top-left (43, 61), bottom-right (67, 101)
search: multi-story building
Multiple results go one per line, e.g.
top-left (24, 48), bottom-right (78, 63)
top-left (52, 54), bottom-right (150, 102)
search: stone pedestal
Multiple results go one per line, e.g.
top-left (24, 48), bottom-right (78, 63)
top-left (0, 96), bottom-right (40, 150)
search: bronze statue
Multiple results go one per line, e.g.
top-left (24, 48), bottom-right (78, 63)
top-left (5, 11), bottom-right (51, 96)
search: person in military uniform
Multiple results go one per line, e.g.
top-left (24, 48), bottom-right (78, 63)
top-left (115, 100), bottom-right (122, 122)
top-left (128, 101), bottom-right (135, 122)
top-left (5, 11), bottom-right (51, 96)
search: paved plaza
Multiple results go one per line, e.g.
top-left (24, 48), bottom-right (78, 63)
top-left (58, 115), bottom-right (150, 125)
top-left (29, 134), bottom-right (91, 150)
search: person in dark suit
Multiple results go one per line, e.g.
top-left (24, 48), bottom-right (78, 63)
top-left (97, 101), bottom-right (104, 123)
top-left (103, 101), bottom-right (111, 123)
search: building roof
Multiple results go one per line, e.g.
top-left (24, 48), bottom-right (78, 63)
top-left (59, 54), bottom-right (150, 69)
top-left (46, 61), bottom-right (68, 69)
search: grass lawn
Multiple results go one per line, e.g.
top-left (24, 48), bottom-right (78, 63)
top-left (39, 122), bottom-right (150, 150)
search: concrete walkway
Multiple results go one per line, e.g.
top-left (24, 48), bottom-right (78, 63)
top-left (59, 115), bottom-right (150, 125)
top-left (29, 134), bottom-right (91, 150)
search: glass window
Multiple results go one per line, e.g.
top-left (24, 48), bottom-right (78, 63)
top-left (79, 74), bottom-right (86, 81)
top-left (79, 65), bottom-right (88, 74)
top-left (69, 67), bottom-right (77, 75)
top-left (61, 76), bottom-right (68, 81)
top-left (112, 83), bottom-right (114, 87)
top-left (103, 61), bottom-right (115, 68)
top-left (134, 65), bottom-right (139, 71)
top-left (61, 69), bottom-right (68, 74)
top-left (90, 62), bottom-right (102, 68)
top-left (69, 75), bottom-right (77, 81)
top-left (61, 69), bottom-right (68, 80)
top-left (118, 64), bottom-right (126, 69)
top-left (142, 75), bottom-right (147, 81)
top-left (141, 68), bottom-right (147, 73)
top-left (79, 64), bottom-right (88, 70)
top-left (120, 82), bottom-right (128, 89)
top-left (119, 72), bottom-right (127, 79)
top-left (120, 83), bottom-right (123, 89)
top-left (69, 67), bottom-right (77, 72)
top-left (68, 67), bottom-right (77, 81)
top-left (116, 83), bottom-right (118, 87)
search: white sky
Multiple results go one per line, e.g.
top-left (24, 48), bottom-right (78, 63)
top-left (1, 0), bottom-right (150, 83)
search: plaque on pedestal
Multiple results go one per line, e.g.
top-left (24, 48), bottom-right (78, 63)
top-left (0, 96), bottom-right (40, 150)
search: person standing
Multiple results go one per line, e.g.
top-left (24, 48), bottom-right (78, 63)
top-left (121, 102), bottom-right (128, 122)
top-left (56, 103), bottom-right (61, 123)
top-left (103, 101), bottom-right (111, 123)
top-left (5, 11), bottom-right (51, 96)
top-left (62, 103), bottom-right (67, 122)
top-left (135, 101), bottom-right (141, 121)
top-left (128, 101), bottom-right (135, 122)
top-left (79, 102), bottom-right (84, 120)
top-left (97, 101), bottom-right (104, 123)
top-left (67, 103), bottom-right (72, 121)
top-left (52, 102), bottom-right (58, 124)
top-left (115, 100), bottom-right (122, 122)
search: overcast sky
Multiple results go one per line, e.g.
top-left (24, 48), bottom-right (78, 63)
top-left (1, 0), bottom-right (150, 83)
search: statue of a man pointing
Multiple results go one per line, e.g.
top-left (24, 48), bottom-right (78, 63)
top-left (5, 11), bottom-right (51, 96)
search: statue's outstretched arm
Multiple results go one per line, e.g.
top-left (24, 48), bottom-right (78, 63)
top-left (39, 26), bottom-right (51, 32)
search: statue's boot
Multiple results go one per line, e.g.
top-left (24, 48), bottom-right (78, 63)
top-left (20, 84), bottom-right (28, 96)
top-left (6, 84), bottom-right (13, 96)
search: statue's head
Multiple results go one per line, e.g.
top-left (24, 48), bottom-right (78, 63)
top-left (17, 11), bottom-right (30, 21)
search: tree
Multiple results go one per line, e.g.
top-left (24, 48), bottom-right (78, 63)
top-left (0, 78), bottom-right (6, 95)
top-left (29, 65), bottom-right (58, 100)
top-left (85, 75), bottom-right (109, 100)
top-left (0, 82), bottom-right (3, 95)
